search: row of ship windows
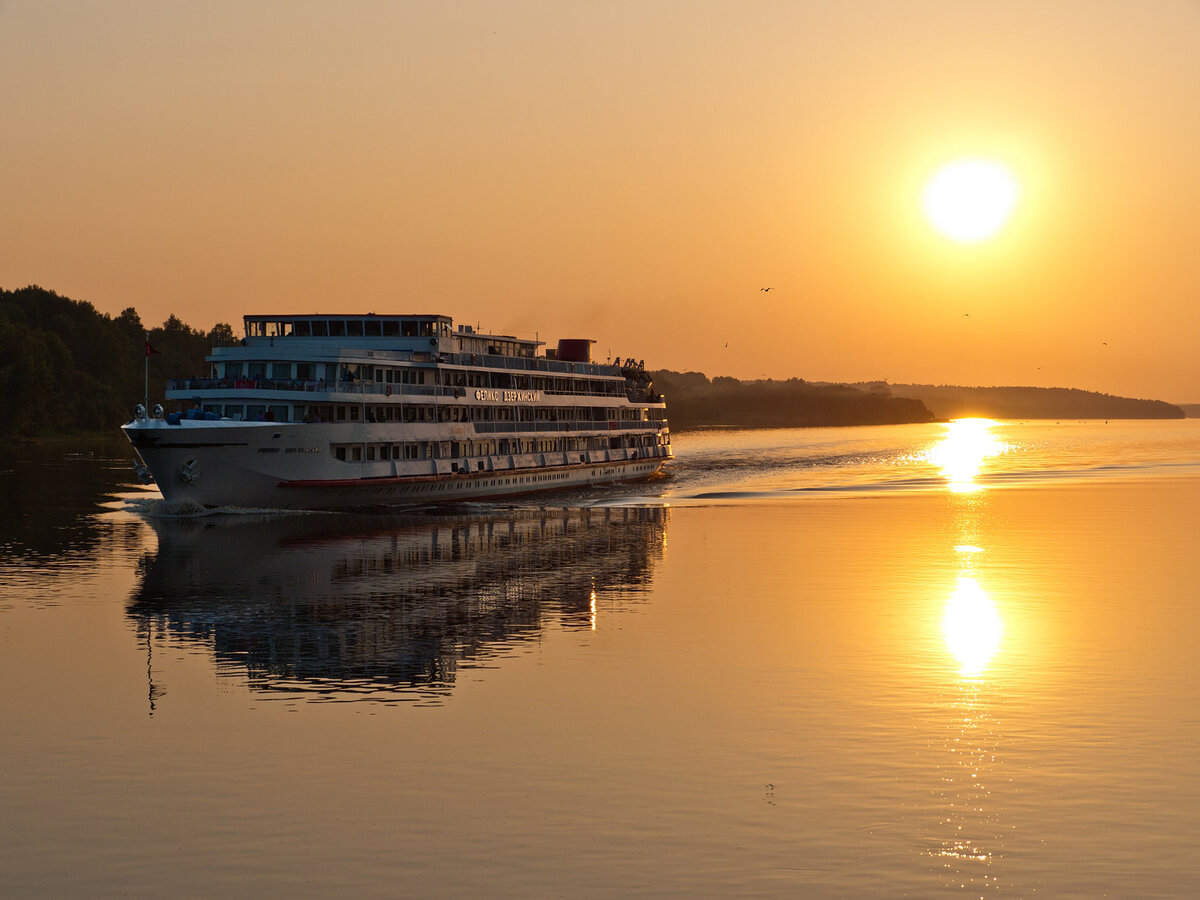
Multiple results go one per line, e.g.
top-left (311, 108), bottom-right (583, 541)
top-left (198, 403), bottom-right (661, 425)
top-left (330, 433), bottom-right (665, 463)
top-left (217, 362), bottom-right (622, 395)
top-left (248, 318), bottom-right (452, 339)
top-left (223, 362), bottom-right (429, 384)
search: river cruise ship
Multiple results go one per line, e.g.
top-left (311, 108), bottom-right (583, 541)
top-left (123, 314), bottom-right (671, 509)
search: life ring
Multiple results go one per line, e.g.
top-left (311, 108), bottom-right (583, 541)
top-left (385, 384), bottom-right (392, 397)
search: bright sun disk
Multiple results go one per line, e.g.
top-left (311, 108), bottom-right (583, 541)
top-left (921, 158), bottom-right (1019, 244)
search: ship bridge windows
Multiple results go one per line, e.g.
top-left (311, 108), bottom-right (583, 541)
top-left (244, 315), bottom-right (459, 341)
top-left (247, 320), bottom-right (295, 338)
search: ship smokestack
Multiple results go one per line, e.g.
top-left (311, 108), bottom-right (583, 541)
top-left (555, 339), bottom-right (593, 363)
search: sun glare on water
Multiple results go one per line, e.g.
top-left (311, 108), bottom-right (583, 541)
top-left (927, 418), bottom-right (1008, 492)
top-left (921, 158), bottom-right (1019, 244)
top-left (942, 576), bottom-right (1002, 677)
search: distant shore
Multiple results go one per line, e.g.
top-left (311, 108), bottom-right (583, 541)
top-left (652, 371), bottom-right (1184, 430)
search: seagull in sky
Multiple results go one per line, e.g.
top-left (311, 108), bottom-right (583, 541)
top-left (761, 287), bottom-right (772, 292)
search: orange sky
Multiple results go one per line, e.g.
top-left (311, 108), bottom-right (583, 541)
top-left (2, 1), bottom-right (1198, 401)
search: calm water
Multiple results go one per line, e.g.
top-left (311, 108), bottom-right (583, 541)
top-left (1, 419), bottom-right (1198, 898)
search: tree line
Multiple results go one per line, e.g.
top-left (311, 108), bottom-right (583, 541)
top-left (3, 284), bottom-right (1179, 441)
top-left (0, 285), bottom-right (228, 438)
top-left (887, 383), bottom-right (1184, 420)
top-left (651, 371), bottom-right (936, 429)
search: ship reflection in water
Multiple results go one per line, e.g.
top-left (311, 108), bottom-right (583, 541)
top-left (129, 507), bottom-right (668, 703)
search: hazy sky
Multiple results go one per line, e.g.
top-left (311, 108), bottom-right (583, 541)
top-left (3, 1), bottom-right (1198, 401)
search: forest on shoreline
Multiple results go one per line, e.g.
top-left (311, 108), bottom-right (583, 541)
top-left (0, 285), bottom-right (1187, 440)
top-left (651, 373), bottom-right (1184, 429)
top-left (887, 383), bottom-right (1184, 421)
top-left (650, 371), bottom-right (936, 429)
top-left (0, 286), bottom-right (224, 439)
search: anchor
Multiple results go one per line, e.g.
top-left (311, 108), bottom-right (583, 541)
top-left (180, 458), bottom-right (200, 484)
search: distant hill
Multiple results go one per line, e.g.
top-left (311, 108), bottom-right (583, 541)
top-left (651, 371), bottom-right (935, 429)
top-left (887, 384), bottom-right (1184, 420)
top-left (1180, 404), bottom-right (1200, 418)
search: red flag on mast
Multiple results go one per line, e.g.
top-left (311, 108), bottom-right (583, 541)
top-left (145, 340), bottom-right (161, 357)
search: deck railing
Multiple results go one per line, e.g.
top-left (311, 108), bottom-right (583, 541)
top-left (167, 377), bottom-right (660, 403)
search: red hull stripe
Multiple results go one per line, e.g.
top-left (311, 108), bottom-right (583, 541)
top-left (277, 458), bottom-right (661, 489)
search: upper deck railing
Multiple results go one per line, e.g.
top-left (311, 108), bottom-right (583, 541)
top-left (167, 376), bottom-right (664, 404)
top-left (213, 343), bottom-right (643, 380)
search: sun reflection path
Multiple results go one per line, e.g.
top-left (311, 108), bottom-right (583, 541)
top-left (942, 575), bottom-right (1003, 677)
top-left (927, 418), bottom-right (1009, 492)
top-left (929, 569), bottom-right (1007, 893)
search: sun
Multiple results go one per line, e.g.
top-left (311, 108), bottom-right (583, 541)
top-left (921, 158), bottom-right (1019, 244)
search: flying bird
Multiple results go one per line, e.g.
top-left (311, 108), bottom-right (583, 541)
top-left (760, 287), bottom-right (772, 292)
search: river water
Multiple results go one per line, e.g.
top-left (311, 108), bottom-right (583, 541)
top-left (2, 419), bottom-right (1198, 898)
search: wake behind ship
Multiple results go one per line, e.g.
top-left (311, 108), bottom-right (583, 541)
top-left (122, 313), bottom-right (671, 509)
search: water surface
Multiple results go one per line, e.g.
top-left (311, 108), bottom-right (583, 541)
top-left (1, 420), bottom-right (1197, 897)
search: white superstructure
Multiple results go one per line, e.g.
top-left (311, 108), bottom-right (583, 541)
top-left (123, 314), bottom-right (671, 509)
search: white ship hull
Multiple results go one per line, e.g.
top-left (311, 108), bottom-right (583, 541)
top-left (124, 419), bottom-right (668, 509)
